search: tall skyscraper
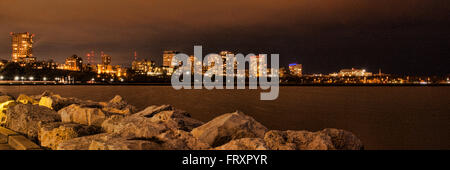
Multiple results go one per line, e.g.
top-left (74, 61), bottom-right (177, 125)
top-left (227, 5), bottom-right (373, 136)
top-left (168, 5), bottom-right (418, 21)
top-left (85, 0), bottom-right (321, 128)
top-left (132, 59), bottom-right (155, 75)
top-left (289, 63), bottom-right (302, 77)
top-left (64, 54), bottom-right (83, 71)
top-left (11, 32), bottom-right (35, 63)
top-left (163, 51), bottom-right (179, 68)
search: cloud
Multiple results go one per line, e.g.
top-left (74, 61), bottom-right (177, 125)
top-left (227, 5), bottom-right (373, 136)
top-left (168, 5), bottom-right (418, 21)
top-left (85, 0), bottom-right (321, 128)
top-left (0, 0), bottom-right (448, 75)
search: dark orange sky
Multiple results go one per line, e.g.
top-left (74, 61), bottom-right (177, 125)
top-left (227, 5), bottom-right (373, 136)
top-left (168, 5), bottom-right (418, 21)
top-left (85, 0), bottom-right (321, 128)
top-left (0, 0), bottom-right (449, 75)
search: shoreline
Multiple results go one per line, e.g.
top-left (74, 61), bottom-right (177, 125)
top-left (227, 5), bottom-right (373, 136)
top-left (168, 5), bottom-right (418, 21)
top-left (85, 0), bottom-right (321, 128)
top-left (0, 91), bottom-right (364, 150)
top-left (0, 83), bottom-right (449, 87)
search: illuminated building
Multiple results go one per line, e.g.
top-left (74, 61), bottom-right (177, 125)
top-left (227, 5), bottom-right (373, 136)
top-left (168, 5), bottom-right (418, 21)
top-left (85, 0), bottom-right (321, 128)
top-left (96, 54), bottom-right (126, 77)
top-left (163, 51), bottom-right (179, 68)
top-left (97, 64), bottom-right (127, 77)
top-left (10, 32), bottom-right (35, 63)
top-left (102, 54), bottom-right (111, 65)
top-left (289, 63), bottom-right (302, 77)
top-left (132, 59), bottom-right (155, 75)
top-left (279, 67), bottom-right (287, 77)
top-left (32, 60), bottom-right (58, 70)
top-left (64, 55), bottom-right (83, 71)
top-left (336, 68), bottom-right (372, 77)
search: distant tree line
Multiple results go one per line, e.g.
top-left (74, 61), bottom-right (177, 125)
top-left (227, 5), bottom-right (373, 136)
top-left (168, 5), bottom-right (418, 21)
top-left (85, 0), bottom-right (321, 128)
top-left (0, 62), bottom-right (96, 82)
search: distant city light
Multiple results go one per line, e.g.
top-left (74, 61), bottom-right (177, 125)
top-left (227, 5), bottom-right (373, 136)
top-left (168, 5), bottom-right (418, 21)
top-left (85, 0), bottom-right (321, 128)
top-left (14, 76), bottom-right (19, 81)
top-left (43, 77), bottom-right (47, 81)
top-left (29, 76), bottom-right (34, 80)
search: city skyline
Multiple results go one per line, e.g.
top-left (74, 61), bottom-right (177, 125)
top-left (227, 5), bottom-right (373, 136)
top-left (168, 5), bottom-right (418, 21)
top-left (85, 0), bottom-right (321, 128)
top-left (0, 0), bottom-right (449, 75)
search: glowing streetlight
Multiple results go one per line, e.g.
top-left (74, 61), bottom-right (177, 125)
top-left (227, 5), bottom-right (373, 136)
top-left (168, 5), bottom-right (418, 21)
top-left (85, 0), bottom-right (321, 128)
top-left (14, 76), bottom-right (19, 81)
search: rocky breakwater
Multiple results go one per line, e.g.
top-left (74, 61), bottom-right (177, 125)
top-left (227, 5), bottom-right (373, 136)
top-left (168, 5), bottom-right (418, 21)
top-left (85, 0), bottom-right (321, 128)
top-left (0, 91), bottom-right (364, 150)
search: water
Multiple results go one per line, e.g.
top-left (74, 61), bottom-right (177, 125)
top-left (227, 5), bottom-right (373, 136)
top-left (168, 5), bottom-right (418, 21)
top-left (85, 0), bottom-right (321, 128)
top-left (1, 85), bottom-right (449, 150)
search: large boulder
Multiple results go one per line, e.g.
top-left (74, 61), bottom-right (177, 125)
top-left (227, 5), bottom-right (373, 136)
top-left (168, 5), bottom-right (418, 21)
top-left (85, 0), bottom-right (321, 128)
top-left (5, 104), bottom-right (60, 141)
top-left (101, 105), bottom-right (182, 138)
top-left (264, 129), bottom-right (363, 150)
top-left (191, 111), bottom-right (268, 147)
top-left (157, 129), bottom-right (210, 150)
top-left (59, 130), bottom-right (210, 150)
top-left (215, 138), bottom-right (269, 150)
top-left (263, 130), bottom-right (297, 150)
top-left (56, 133), bottom-right (116, 150)
top-left (0, 94), bottom-right (14, 103)
top-left (39, 95), bottom-right (77, 111)
top-left (149, 109), bottom-right (204, 131)
top-left (16, 94), bottom-right (38, 105)
top-left (0, 100), bottom-right (16, 126)
top-left (38, 122), bottom-right (102, 150)
top-left (133, 105), bottom-right (174, 117)
top-left (101, 114), bottom-right (169, 138)
top-left (56, 133), bottom-right (174, 150)
top-left (101, 95), bottom-right (136, 115)
top-left (59, 104), bottom-right (111, 126)
top-left (88, 136), bottom-right (169, 150)
top-left (320, 128), bottom-right (364, 150)
top-left (38, 91), bottom-right (94, 111)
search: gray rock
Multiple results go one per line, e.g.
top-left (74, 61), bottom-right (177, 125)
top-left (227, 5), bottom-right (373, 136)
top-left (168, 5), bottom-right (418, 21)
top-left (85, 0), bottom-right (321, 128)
top-left (320, 128), bottom-right (364, 150)
top-left (39, 93), bottom-right (87, 111)
top-left (5, 104), bottom-right (60, 141)
top-left (97, 95), bottom-right (136, 115)
top-left (263, 130), bottom-right (297, 150)
top-left (57, 132), bottom-right (202, 150)
top-left (56, 133), bottom-right (117, 150)
top-left (264, 129), bottom-right (363, 150)
top-left (101, 105), bottom-right (184, 138)
top-left (59, 104), bottom-right (111, 126)
top-left (38, 122), bottom-right (102, 150)
top-left (16, 94), bottom-right (38, 105)
top-left (157, 129), bottom-right (210, 150)
top-left (101, 114), bottom-right (170, 139)
top-left (149, 109), bottom-right (204, 131)
top-left (0, 95), bottom-right (14, 103)
top-left (88, 136), bottom-right (168, 150)
top-left (133, 105), bottom-right (173, 117)
top-left (107, 95), bottom-right (128, 109)
top-left (215, 138), bottom-right (269, 150)
top-left (191, 111), bottom-right (268, 147)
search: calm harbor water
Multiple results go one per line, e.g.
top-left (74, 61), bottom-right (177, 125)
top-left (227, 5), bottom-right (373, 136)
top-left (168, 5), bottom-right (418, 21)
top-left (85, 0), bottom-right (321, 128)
top-left (1, 85), bottom-right (448, 150)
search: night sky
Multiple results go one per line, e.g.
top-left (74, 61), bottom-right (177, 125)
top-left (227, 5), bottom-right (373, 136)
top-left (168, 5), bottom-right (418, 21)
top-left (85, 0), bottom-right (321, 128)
top-left (0, 0), bottom-right (448, 75)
